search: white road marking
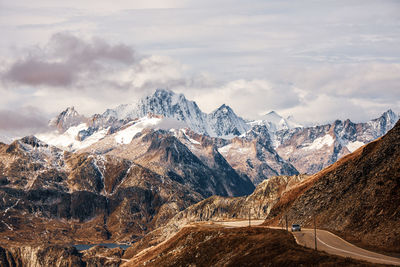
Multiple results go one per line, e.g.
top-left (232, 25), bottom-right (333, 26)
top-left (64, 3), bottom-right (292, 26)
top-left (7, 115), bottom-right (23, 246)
top-left (316, 236), bottom-right (400, 265)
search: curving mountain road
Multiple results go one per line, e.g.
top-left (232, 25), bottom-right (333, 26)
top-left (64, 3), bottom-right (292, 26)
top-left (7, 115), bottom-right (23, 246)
top-left (292, 228), bottom-right (400, 266)
top-left (213, 220), bottom-right (400, 266)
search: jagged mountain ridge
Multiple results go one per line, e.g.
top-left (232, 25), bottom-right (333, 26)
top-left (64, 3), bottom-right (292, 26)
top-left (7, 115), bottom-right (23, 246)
top-left (273, 109), bottom-right (399, 173)
top-left (99, 89), bottom-right (250, 138)
top-left (218, 125), bottom-right (299, 185)
top-left (38, 89), bottom-right (397, 179)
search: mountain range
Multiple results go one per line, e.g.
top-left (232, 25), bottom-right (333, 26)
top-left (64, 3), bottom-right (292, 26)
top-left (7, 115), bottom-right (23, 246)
top-left (0, 88), bottom-right (398, 265)
top-left (37, 88), bottom-right (398, 178)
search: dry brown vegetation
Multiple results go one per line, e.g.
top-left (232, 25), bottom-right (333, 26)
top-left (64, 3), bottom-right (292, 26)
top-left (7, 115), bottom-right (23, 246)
top-left (124, 226), bottom-right (383, 267)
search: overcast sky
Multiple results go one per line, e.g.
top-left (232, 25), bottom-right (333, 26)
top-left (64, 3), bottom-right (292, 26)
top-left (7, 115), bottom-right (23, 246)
top-left (0, 0), bottom-right (399, 138)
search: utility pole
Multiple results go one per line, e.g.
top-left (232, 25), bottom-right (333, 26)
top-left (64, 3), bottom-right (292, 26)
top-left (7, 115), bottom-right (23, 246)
top-left (314, 212), bottom-right (317, 250)
top-left (249, 205), bottom-right (251, 227)
top-left (285, 214), bottom-right (288, 231)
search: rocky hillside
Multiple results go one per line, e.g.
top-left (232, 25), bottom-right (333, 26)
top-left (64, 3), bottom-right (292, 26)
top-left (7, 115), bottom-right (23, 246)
top-left (0, 135), bottom-right (209, 246)
top-left (123, 174), bottom-right (308, 257)
top-left (266, 120), bottom-right (400, 253)
top-left (80, 127), bottom-right (255, 197)
top-left (274, 109), bottom-right (399, 173)
top-left (124, 226), bottom-right (378, 267)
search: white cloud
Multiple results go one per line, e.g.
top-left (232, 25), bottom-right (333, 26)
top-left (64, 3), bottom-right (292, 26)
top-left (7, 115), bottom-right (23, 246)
top-left (0, 1), bottom-right (399, 138)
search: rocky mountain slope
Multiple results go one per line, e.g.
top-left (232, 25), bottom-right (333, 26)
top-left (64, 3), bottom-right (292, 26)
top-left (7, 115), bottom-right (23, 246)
top-left (273, 109), bottom-right (399, 173)
top-left (265, 120), bottom-right (400, 254)
top-left (0, 135), bottom-right (217, 247)
top-left (218, 125), bottom-right (299, 185)
top-left (78, 127), bottom-right (255, 197)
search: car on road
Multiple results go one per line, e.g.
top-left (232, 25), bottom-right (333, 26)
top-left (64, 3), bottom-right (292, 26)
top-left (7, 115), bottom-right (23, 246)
top-left (291, 224), bottom-right (301, 232)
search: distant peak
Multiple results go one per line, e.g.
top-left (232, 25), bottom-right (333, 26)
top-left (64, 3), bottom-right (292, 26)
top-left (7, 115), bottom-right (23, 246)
top-left (61, 106), bottom-right (79, 117)
top-left (19, 135), bottom-right (47, 148)
top-left (382, 109), bottom-right (395, 116)
top-left (154, 88), bottom-right (175, 96)
top-left (262, 111), bottom-right (283, 120)
top-left (214, 104), bottom-right (233, 114)
top-left (264, 111), bottom-right (283, 118)
top-left (49, 106), bottom-right (85, 131)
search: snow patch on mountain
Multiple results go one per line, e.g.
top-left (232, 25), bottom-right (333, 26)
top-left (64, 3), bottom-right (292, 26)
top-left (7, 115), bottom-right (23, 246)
top-left (181, 129), bottom-right (200, 145)
top-left (115, 117), bottom-right (162, 144)
top-left (0, 134), bottom-right (14, 144)
top-left (346, 141), bottom-right (365, 152)
top-left (218, 144), bottom-right (251, 155)
top-left (304, 134), bottom-right (334, 151)
top-left (37, 123), bottom-right (109, 151)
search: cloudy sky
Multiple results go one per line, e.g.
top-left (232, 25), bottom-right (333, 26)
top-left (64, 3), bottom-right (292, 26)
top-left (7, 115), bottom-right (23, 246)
top-left (0, 0), bottom-right (399, 138)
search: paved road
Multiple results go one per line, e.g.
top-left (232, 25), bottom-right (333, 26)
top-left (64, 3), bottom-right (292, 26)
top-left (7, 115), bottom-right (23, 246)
top-left (213, 220), bottom-right (400, 266)
top-left (292, 228), bottom-right (400, 266)
top-left (213, 219), bottom-right (265, 227)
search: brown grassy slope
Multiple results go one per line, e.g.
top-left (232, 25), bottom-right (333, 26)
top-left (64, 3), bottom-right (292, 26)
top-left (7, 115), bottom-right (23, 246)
top-left (122, 174), bottom-right (309, 259)
top-left (265, 120), bottom-right (400, 253)
top-left (124, 226), bottom-right (382, 267)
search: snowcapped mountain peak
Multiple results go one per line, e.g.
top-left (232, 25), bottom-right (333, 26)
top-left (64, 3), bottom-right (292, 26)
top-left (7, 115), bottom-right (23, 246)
top-left (49, 106), bottom-right (86, 132)
top-left (381, 109), bottom-right (398, 122)
top-left (96, 89), bottom-right (250, 138)
top-left (65, 106), bottom-right (77, 115)
top-left (213, 104), bottom-right (233, 115)
top-left (56, 106), bottom-right (79, 120)
top-left (367, 109), bottom-right (399, 136)
top-left (264, 111), bottom-right (280, 119)
top-left (250, 110), bottom-right (302, 132)
top-left (153, 88), bottom-right (176, 98)
top-left (208, 104), bottom-right (250, 137)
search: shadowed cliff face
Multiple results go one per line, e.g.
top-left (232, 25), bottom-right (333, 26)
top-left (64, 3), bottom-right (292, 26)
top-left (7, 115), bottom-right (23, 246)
top-left (87, 128), bottom-right (255, 198)
top-left (266, 121), bottom-right (400, 253)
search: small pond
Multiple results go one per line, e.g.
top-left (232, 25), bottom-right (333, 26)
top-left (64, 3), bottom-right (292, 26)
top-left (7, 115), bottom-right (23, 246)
top-left (73, 243), bottom-right (131, 251)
